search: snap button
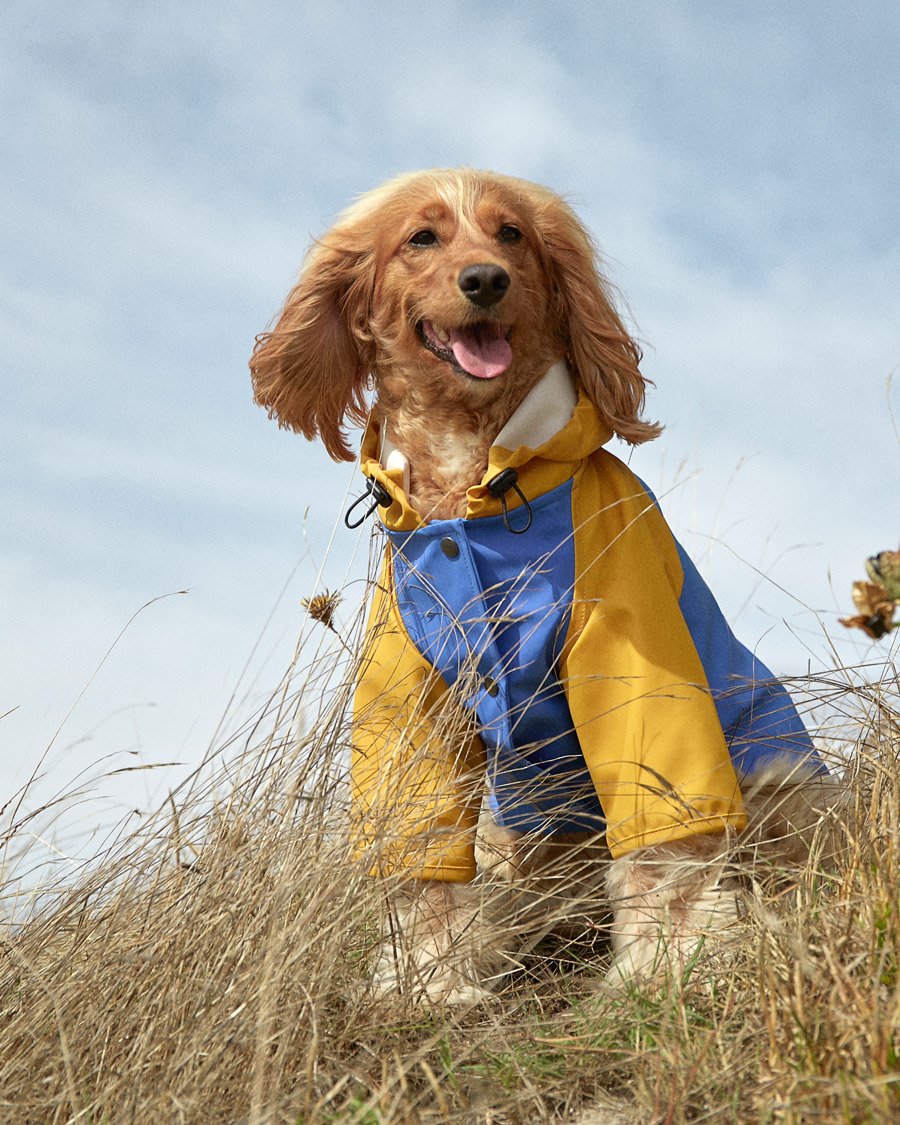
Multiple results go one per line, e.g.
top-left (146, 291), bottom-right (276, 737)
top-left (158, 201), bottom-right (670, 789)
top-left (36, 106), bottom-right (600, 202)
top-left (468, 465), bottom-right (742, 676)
top-left (483, 675), bottom-right (499, 697)
top-left (440, 536), bottom-right (460, 559)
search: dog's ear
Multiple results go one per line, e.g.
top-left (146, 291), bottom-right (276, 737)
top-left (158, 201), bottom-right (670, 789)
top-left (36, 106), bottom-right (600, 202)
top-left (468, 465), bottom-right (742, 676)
top-left (532, 199), bottom-right (661, 445)
top-left (250, 219), bottom-right (376, 462)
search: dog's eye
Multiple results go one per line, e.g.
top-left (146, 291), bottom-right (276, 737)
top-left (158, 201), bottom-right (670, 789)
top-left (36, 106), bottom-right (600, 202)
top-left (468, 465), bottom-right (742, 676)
top-left (408, 229), bottom-right (438, 247)
top-left (498, 225), bottom-right (522, 244)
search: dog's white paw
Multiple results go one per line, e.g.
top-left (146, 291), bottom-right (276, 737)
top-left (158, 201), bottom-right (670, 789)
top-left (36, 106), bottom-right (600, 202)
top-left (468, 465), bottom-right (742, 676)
top-left (371, 945), bottom-right (494, 1007)
top-left (605, 836), bottom-right (740, 988)
top-left (604, 933), bottom-right (668, 987)
top-left (371, 879), bottom-right (501, 1006)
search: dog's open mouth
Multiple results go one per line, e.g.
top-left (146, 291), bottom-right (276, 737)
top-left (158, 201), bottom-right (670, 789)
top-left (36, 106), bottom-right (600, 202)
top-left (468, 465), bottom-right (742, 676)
top-left (418, 320), bottom-right (512, 379)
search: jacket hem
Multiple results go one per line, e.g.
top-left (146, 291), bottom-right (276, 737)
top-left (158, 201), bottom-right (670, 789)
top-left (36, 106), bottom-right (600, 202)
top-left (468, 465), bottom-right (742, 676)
top-left (607, 811), bottom-right (749, 858)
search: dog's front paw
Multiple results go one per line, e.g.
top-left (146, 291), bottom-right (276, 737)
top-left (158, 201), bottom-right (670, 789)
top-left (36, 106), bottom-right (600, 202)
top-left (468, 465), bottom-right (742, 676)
top-left (605, 835), bottom-right (740, 988)
top-left (604, 929), bottom-right (669, 987)
top-left (371, 880), bottom-right (500, 1006)
top-left (371, 944), bottom-right (493, 1007)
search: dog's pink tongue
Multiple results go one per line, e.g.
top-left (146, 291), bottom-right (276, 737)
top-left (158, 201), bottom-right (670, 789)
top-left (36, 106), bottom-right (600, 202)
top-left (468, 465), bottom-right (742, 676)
top-left (448, 324), bottom-right (512, 379)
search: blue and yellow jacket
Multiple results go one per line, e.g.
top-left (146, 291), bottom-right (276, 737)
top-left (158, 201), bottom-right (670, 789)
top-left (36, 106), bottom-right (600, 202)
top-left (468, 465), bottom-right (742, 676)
top-left (351, 363), bottom-right (817, 882)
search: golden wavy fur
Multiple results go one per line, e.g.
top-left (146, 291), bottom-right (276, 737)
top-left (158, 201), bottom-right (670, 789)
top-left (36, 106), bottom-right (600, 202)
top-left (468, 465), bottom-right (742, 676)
top-left (250, 168), bottom-right (659, 519)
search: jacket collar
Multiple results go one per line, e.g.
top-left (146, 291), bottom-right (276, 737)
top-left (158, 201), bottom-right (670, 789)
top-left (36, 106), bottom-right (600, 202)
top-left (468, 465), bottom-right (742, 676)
top-left (359, 361), bottom-right (613, 531)
top-left (492, 359), bottom-right (579, 451)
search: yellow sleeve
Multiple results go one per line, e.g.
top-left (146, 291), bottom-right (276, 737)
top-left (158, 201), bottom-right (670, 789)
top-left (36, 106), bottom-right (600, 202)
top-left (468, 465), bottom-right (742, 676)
top-left (561, 453), bottom-right (748, 858)
top-left (351, 548), bottom-right (486, 882)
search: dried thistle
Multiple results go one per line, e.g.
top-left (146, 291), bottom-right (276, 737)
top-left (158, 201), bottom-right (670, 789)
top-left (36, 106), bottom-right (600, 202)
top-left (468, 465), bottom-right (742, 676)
top-left (841, 550), bottom-right (900, 639)
top-left (866, 549), bottom-right (900, 601)
top-left (301, 590), bottom-right (342, 633)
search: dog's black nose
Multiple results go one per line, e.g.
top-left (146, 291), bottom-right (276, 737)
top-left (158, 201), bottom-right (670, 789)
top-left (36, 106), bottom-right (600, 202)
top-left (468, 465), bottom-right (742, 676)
top-left (458, 263), bottom-right (510, 307)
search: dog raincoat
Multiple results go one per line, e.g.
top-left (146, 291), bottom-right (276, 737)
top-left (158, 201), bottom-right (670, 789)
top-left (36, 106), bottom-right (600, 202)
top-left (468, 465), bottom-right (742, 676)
top-left (350, 363), bottom-right (817, 882)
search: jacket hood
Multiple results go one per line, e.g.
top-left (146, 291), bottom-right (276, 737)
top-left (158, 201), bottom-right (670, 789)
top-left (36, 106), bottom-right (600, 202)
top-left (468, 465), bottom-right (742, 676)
top-left (358, 361), bottom-right (614, 531)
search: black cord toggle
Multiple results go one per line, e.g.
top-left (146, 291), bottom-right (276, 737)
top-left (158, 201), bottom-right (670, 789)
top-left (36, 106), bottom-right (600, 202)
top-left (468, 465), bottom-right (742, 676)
top-left (344, 477), bottom-right (392, 529)
top-left (487, 468), bottom-right (533, 534)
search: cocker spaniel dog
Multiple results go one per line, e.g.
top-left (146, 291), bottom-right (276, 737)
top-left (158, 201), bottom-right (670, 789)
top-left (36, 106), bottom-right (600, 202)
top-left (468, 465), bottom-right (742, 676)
top-left (251, 168), bottom-right (832, 1004)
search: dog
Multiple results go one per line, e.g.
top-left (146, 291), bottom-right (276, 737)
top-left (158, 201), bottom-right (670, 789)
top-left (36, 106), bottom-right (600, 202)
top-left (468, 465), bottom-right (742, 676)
top-left (251, 168), bottom-right (833, 1003)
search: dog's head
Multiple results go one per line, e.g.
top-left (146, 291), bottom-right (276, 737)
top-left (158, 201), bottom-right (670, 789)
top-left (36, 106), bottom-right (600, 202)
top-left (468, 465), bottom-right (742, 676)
top-left (251, 168), bottom-right (660, 461)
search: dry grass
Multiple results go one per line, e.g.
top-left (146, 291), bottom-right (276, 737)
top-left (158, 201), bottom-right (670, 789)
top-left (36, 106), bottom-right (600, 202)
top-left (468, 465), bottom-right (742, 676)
top-left (1, 613), bottom-right (899, 1122)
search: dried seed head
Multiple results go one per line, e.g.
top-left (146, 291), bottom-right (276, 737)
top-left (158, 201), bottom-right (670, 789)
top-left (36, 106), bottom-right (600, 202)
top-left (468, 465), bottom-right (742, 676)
top-left (301, 590), bottom-right (342, 632)
top-left (841, 576), bottom-right (898, 639)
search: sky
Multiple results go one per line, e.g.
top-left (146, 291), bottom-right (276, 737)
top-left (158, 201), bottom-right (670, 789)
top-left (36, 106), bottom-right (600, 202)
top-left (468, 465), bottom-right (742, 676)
top-left (2, 1), bottom-right (898, 891)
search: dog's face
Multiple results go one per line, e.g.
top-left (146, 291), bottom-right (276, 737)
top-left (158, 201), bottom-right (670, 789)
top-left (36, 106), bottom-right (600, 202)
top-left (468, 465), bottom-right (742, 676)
top-left (251, 168), bottom-right (658, 461)
top-left (362, 173), bottom-right (562, 415)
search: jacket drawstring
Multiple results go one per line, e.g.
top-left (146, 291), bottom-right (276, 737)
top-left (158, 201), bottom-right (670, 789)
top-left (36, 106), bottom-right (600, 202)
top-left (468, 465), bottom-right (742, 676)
top-left (345, 469), bottom-right (533, 534)
top-left (487, 468), bottom-right (533, 534)
top-left (344, 477), bottom-right (392, 529)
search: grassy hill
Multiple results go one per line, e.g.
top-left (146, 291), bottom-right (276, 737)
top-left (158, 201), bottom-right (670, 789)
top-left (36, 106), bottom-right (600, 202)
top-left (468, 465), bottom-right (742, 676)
top-left (1, 652), bottom-right (897, 1123)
